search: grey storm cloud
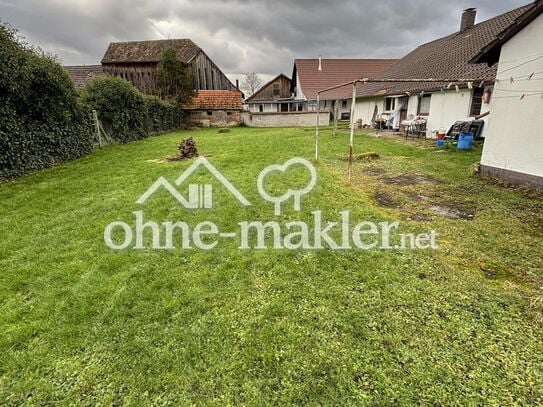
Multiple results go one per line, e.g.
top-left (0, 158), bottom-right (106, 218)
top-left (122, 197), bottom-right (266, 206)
top-left (0, 0), bottom-right (530, 83)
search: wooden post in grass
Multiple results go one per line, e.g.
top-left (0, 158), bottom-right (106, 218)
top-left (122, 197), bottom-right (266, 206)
top-left (348, 82), bottom-right (357, 180)
top-left (333, 100), bottom-right (339, 136)
top-left (315, 93), bottom-right (320, 161)
top-left (92, 110), bottom-right (102, 147)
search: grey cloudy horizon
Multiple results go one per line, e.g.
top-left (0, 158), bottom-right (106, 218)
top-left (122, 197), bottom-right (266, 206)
top-left (0, 0), bottom-right (530, 84)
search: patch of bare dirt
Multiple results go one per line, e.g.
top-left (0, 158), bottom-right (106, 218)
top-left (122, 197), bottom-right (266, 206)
top-left (374, 191), bottom-right (401, 208)
top-left (429, 204), bottom-right (475, 220)
top-left (406, 213), bottom-right (431, 222)
top-left (380, 173), bottom-right (439, 186)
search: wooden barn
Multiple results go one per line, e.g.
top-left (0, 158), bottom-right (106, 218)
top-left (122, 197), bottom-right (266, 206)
top-left (100, 39), bottom-right (238, 94)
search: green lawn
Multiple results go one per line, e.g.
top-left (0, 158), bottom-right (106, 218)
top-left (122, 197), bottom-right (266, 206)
top-left (1, 126), bottom-right (542, 406)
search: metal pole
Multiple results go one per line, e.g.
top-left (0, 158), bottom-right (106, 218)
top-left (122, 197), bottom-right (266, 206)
top-left (348, 82), bottom-right (357, 180)
top-left (315, 93), bottom-right (320, 161)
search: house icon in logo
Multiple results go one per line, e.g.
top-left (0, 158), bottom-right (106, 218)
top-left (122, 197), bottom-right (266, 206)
top-left (136, 157), bottom-right (251, 208)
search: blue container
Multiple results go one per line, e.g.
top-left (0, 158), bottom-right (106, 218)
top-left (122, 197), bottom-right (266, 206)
top-left (457, 132), bottom-right (474, 150)
top-left (436, 140), bottom-right (445, 147)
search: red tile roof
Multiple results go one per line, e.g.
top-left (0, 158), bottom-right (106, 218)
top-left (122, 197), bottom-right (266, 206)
top-left (292, 59), bottom-right (398, 100)
top-left (63, 65), bottom-right (103, 87)
top-left (357, 3), bottom-right (536, 97)
top-left (101, 39), bottom-right (201, 64)
top-left (185, 90), bottom-right (243, 110)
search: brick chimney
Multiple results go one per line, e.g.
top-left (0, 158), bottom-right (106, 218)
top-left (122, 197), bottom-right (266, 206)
top-left (460, 8), bottom-right (477, 32)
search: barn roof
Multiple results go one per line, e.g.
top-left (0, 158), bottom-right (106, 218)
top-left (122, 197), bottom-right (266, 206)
top-left (356, 2), bottom-right (537, 98)
top-left (63, 65), bottom-right (103, 87)
top-left (101, 39), bottom-right (201, 64)
top-left (292, 59), bottom-right (397, 100)
top-left (185, 90), bottom-right (244, 110)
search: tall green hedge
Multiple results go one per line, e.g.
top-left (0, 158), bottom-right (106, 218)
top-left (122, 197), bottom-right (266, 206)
top-left (0, 23), bottom-right (185, 180)
top-left (0, 24), bottom-right (93, 180)
top-left (80, 76), bottom-right (147, 144)
top-left (80, 76), bottom-right (184, 143)
top-left (144, 95), bottom-right (184, 135)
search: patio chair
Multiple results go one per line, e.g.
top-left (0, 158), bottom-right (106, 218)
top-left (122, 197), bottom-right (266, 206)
top-left (405, 117), bottom-right (427, 139)
top-left (413, 118), bottom-right (427, 138)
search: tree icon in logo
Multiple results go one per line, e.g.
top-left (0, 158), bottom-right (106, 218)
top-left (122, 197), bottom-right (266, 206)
top-left (257, 158), bottom-right (317, 216)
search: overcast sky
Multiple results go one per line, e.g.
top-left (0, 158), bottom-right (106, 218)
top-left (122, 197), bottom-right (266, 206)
top-left (0, 0), bottom-right (530, 84)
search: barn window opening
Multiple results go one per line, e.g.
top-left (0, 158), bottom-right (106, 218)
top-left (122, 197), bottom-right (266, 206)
top-left (341, 100), bottom-right (348, 108)
top-left (272, 83), bottom-right (280, 98)
top-left (259, 105), bottom-right (264, 113)
top-left (207, 111), bottom-right (213, 116)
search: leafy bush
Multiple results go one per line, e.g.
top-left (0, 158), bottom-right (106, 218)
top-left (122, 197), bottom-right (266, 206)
top-left (144, 95), bottom-right (183, 135)
top-left (80, 75), bottom-right (148, 143)
top-left (0, 24), bottom-right (93, 180)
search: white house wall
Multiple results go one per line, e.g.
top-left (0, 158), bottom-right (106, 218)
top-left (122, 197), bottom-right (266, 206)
top-left (426, 90), bottom-right (488, 133)
top-left (354, 90), bottom-right (491, 135)
top-left (353, 97), bottom-right (385, 126)
top-left (481, 13), bottom-right (543, 182)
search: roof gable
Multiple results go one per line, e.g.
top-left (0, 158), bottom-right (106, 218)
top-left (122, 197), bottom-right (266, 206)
top-left (101, 39), bottom-right (201, 64)
top-left (471, 0), bottom-right (543, 65)
top-left (245, 73), bottom-right (292, 102)
top-left (357, 2), bottom-right (536, 97)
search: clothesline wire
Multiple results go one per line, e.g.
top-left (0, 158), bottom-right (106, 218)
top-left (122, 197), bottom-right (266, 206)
top-left (492, 93), bottom-right (542, 99)
top-left (497, 51), bottom-right (543, 65)
top-left (497, 71), bottom-right (543, 81)
top-left (494, 88), bottom-right (543, 93)
top-left (497, 55), bottom-right (543, 75)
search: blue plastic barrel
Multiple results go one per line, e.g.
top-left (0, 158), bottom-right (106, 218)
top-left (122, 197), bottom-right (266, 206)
top-left (457, 132), bottom-right (474, 150)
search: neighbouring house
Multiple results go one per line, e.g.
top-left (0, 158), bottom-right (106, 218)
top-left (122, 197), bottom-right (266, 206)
top-left (101, 39), bottom-right (238, 94)
top-left (63, 65), bottom-right (103, 87)
top-left (245, 74), bottom-right (294, 112)
top-left (353, 4), bottom-right (537, 135)
top-left (184, 90), bottom-right (244, 127)
top-left (470, 0), bottom-right (543, 189)
top-left (290, 58), bottom-right (397, 119)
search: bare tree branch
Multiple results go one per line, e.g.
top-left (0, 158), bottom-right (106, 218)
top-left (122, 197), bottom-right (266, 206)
top-left (241, 72), bottom-right (262, 97)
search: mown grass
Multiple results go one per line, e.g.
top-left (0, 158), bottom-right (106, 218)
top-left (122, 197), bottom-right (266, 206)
top-left (1, 126), bottom-right (542, 406)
